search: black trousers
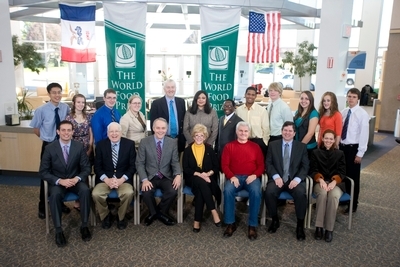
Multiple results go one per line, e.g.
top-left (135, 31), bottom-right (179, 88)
top-left (339, 144), bottom-right (360, 209)
top-left (38, 141), bottom-right (51, 211)
top-left (142, 176), bottom-right (177, 216)
top-left (250, 138), bottom-right (268, 159)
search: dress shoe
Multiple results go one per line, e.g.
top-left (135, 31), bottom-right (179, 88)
top-left (158, 213), bottom-right (176, 226)
top-left (101, 213), bottom-right (113, 229)
top-left (38, 209), bottom-right (45, 220)
top-left (214, 221), bottom-right (222, 227)
top-left (55, 232), bottom-right (67, 247)
top-left (396, 138), bottom-right (400, 144)
top-left (62, 204), bottom-right (71, 214)
top-left (296, 226), bottom-right (306, 241)
top-left (80, 227), bottom-right (92, 242)
top-left (344, 207), bottom-right (357, 214)
top-left (314, 227), bottom-right (324, 240)
top-left (193, 227), bottom-right (201, 233)
top-left (325, 230), bottom-right (333, 242)
top-left (117, 218), bottom-right (127, 230)
top-left (248, 226), bottom-right (257, 241)
top-left (144, 214), bottom-right (158, 226)
top-left (223, 223), bottom-right (237, 237)
top-left (268, 219), bottom-right (280, 233)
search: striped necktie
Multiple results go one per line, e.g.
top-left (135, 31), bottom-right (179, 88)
top-left (156, 141), bottom-right (163, 178)
top-left (62, 145), bottom-right (69, 164)
top-left (341, 109), bottom-right (351, 140)
top-left (112, 143), bottom-right (118, 169)
top-left (111, 109), bottom-right (116, 122)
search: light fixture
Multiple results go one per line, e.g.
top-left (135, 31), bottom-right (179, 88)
top-left (186, 70), bottom-right (192, 78)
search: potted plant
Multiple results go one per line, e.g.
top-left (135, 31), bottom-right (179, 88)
top-left (17, 88), bottom-right (33, 120)
top-left (281, 41), bottom-right (317, 91)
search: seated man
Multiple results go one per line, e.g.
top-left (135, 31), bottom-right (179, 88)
top-left (39, 120), bottom-right (91, 247)
top-left (221, 121), bottom-right (264, 240)
top-left (92, 122), bottom-right (136, 230)
top-left (136, 118), bottom-right (181, 226)
top-left (265, 121), bottom-right (309, 241)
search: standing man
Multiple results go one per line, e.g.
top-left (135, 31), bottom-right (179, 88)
top-left (30, 82), bottom-right (70, 219)
top-left (221, 122), bottom-right (264, 240)
top-left (136, 118), bottom-right (182, 226)
top-left (339, 88), bottom-right (369, 213)
top-left (236, 86), bottom-right (270, 158)
top-left (150, 79), bottom-right (186, 153)
top-left (267, 82), bottom-right (293, 142)
top-left (265, 121), bottom-right (309, 241)
top-left (215, 99), bottom-right (243, 159)
top-left (39, 120), bottom-right (91, 247)
top-left (92, 89), bottom-right (121, 145)
top-left (92, 122), bottom-right (136, 230)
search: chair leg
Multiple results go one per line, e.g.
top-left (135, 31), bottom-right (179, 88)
top-left (44, 181), bottom-right (50, 234)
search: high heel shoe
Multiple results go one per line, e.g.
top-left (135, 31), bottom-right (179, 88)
top-left (193, 227), bottom-right (201, 233)
top-left (214, 221), bottom-right (222, 227)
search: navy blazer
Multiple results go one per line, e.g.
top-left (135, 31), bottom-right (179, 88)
top-left (94, 137), bottom-right (136, 185)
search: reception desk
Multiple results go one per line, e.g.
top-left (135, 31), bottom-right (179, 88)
top-left (0, 122), bottom-right (42, 172)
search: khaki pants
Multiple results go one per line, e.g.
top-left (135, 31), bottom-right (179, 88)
top-left (92, 183), bottom-right (134, 221)
top-left (314, 184), bottom-right (343, 231)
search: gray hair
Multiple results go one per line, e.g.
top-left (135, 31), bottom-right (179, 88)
top-left (107, 122), bottom-right (122, 132)
top-left (236, 121), bottom-right (251, 132)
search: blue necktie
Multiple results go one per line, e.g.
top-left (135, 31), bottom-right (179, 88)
top-left (55, 107), bottom-right (61, 140)
top-left (341, 109), bottom-right (351, 140)
top-left (169, 100), bottom-right (177, 138)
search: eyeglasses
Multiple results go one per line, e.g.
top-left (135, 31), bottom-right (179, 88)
top-left (194, 134), bottom-right (205, 138)
top-left (130, 102), bottom-right (141, 105)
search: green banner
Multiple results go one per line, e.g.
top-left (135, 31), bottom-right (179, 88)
top-left (200, 7), bottom-right (241, 117)
top-left (104, 3), bottom-right (146, 115)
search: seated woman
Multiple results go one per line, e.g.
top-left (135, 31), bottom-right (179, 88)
top-left (182, 124), bottom-right (221, 233)
top-left (310, 129), bottom-right (346, 242)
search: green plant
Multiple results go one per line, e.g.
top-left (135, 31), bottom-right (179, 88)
top-left (281, 41), bottom-right (317, 91)
top-left (12, 35), bottom-right (45, 74)
top-left (17, 88), bottom-right (33, 120)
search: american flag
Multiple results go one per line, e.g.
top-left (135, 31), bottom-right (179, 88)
top-left (246, 11), bottom-right (281, 63)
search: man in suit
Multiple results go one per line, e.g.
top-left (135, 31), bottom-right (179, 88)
top-left (92, 122), bottom-right (136, 230)
top-left (215, 99), bottom-right (243, 160)
top-left (150, 79), bottom-right (186, 152)
top-left (265, 121), bottom-right (309, 241)
top-left (39, 120), bottom-right (91, 247)
top-left (136, 118), bottom-right (182, 226)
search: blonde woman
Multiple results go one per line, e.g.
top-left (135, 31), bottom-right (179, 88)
top-left (120, 95), bottom-right (147, 145)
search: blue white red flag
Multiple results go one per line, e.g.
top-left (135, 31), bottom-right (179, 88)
top-left (59, 3), bottom-right (96, 62)
top-left (246, 11), bottom-right (281, 63)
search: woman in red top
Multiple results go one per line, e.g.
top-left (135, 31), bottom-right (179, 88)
top-left (317, 92), bottom-right (342, 147)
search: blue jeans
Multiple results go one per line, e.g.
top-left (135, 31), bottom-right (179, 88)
top-left (223, 175), bottom-right (261, 227)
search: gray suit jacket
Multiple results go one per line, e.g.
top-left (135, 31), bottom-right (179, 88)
top-left (136, 135), bottom-right (181, 181)
top-left (39, 140), bottom-right (91, 185)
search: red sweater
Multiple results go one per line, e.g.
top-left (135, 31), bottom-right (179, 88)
top-left (221, 140), bottom-right (265, 179)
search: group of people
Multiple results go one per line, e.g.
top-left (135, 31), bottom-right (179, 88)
top-left (30, 79), bottom-right (369, 247)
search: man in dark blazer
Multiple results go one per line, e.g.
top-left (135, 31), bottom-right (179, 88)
top-left (215, 99), bottom-right (243, 159)
top-left (39, 120), bottom-right (91, 247)
top-left (136, 118), bottom-right (182, 226)
top-left (92, 122), bottom-right (136, 230)
top-left (150, 79), bottom-right (186, 152)
top-left (265, 121), bottom-right (309, 241)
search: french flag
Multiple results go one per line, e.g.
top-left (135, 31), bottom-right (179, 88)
top-left (60, 3), bottom-right (96, 63)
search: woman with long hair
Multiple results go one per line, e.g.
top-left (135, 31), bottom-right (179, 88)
top-left (294, 90), bottom-right (319, 158)
top-left (311, 129), bottom-right (346, 242)
top-left (183, 90), bottom-right (218, 146)
top-left (317, 91), bottom-right (342, 147)
top-left (120, 95), bottom-right (147, 145)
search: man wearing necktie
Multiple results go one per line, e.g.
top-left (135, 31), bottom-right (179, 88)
top-left (30, 83), bottom-right (70, 220)
top-left (39, 120), bottom-right (91, 247)
top-left (136, 118), bottom-right (182, 226)
top-left (265, 121), bottom-right (309, 241)
top-left (92, 89), bottom-right (121, 145)
top-left (92, 122), bottom-right (136, 230)
top-left (150, 79), bottom-right (186, 152)
top-left (339, 88), bottom-right (370, 213)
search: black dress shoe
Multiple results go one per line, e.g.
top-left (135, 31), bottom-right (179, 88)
top-left (55, 232), bottom-right (67, 247)
top-left (296, 226), bottom-right (306, 241)
top-left (344, 207), bottom-right (357, 214)
top-left (396, 138), bottom-right (400, 144)
top-left (325, 230), bottom-right (333, 242)
top-left (101, 213), bottom-right (113, 229)
top-left (144, 214), bottom-right (158, 226)
top-left (80, 227), bottom-right (92, 242)
top-left (158, 213), bottom-right (176, 226)
top-left (314, 227), bottom-right (324, 240)
top-left (248, 226), bottom-right (257, 241)
top-left (214, 221), bottom-right (222, 227)
top-left (38, 210), bottom-right (45, 220)
top-left (62, 204), bottom-right (71, 214)
top-left (268, 219), bottom-right (280, 233)
top-left (117, 218), bottom-right (127, 230)
top-left (223, 223), bottom-right (237, 237)
top-left (193, 227), bottom-right (201, 233)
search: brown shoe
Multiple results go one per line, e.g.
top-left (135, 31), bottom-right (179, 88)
top-left (223, 223), bottom-right (237, 238)
top-left (248, 226), bottom-right (257, 241)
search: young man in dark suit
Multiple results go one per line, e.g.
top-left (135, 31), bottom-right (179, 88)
top-left (39, 120), bottom-right (91, 247)
top-left (149, 79), bottom-right (186, 152)
top-left (265, 121), bottom-right (309, 241)
top-left (92, 122), bottom-right (136, 230)
top-left (136, 118), bottom-right (182, 226)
